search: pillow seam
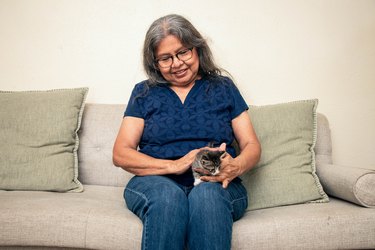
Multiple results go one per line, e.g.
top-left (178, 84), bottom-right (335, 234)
top-left (309, 99), bottom-right (330, 203)
top-left (70, 88), bottom-right (89, 193)
top-left (353, 172), bottom-right (375, 207)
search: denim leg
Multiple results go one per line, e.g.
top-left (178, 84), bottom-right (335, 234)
top-left (187, 179), bottom-right (248, 250)
top-left (124, 175), bottom-right (189, 250)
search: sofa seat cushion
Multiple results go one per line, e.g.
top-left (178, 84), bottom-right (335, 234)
top-left (2, 186), bottom-right (375, 250)
top-left (0, 185), bottom-right (142, 249)
top-left (233, 198), bottom-right (375, 249)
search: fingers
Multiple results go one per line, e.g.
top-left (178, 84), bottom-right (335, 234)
top-left (187, 148), bottom-right (200, 160)
top-left (200, 143), bottom-right (227, 152)
top-left (199, 155), bottom-right (238, 188)
top-left (222, 179), bottom-right (230, 189)
top-left (218, 142), bottom-right (226, 151)
top-left (220, 152), bottom-right (228, 159)
top-left (193, 168), bottom-right (211, 175)
top-left (200, 175), bottom-right (233, 189)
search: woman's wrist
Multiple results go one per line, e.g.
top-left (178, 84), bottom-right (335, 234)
top-left (232, 157), bottom-right (246, 176)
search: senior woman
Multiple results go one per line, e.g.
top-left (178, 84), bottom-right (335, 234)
top-left (113, 14), bottom-right (261, 250)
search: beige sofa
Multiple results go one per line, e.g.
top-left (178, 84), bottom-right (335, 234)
top-left (1, 103), bottom-right (374, 249)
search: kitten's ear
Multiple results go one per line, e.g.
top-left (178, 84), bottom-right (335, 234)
top-left (219, 143), bottom-right (226, 151)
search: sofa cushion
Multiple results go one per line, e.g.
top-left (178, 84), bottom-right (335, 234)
top-left (0, 185), bottom-right (142, 249)
top-left (242, 99), bottom-right (329, 210)
top-left (314, 113), bottom-right (333, 166)
top-left (1, 188), bottom-right (374, 250)
top-left (233, 198), bottom-right (375, 249)
top-left (78, 103), bottom-right (133, 187)
top-left (0, 88), bottom-right (88, 192)
top-left (317, 163), bottom-right (375, 207)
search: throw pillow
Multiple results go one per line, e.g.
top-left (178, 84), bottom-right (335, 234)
top-left (0, 88), bottom-right (88, 192)
top-left (242, 99), bottom-right (329, 210)
top-left (317, 163), bottom-right (375, 208)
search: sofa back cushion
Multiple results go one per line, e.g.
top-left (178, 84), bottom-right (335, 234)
top-left (78, 103), bottom-right (333, 188)
top-left (78, 104), bottom-right (132, 186)
top-left (315, 113), bottom-right (333, 166)
top-left (78, 103), bottom-right (332, 187)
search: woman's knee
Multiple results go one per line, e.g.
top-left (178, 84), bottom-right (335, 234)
top-left (189, 182), bottom-right (228, 202)
top-left (188, 181), bottom-right (248, 221)
top-left (188, 182), bottom-right (231, 214)
top-left (125, 176), bottom-right (188, 220)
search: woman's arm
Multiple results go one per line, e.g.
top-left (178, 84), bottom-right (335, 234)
top-left (201, 111), bottom-right (261, 188)
top-left (230, 110), bottom-right (261, 174)
top-left (112, 116), bottom-right (199, 176)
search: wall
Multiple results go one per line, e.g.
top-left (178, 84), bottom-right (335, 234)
top-left (0, 0), bottom-right (374, 169)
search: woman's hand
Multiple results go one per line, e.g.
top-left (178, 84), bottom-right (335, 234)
top-left (200, 150), bottom-right (242, 189)
top-left (114, 117), bottom-right (201, 176)
top-left (200, 111), bottom-right (261, 188)
top-left (173, 149), bottom-right (201, 175)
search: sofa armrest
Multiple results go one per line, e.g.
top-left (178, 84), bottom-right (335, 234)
top-left (317, 163), bottom-right (375, 208)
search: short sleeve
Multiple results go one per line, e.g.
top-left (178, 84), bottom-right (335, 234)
top-left (227, 79), bottom-right (248, 119)
top-left (124, 82), bottom-right (146, 118)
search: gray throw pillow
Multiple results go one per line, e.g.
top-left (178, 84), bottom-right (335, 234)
top-left (317, 163), bottom-right (375, 208)
top-left (0, 88), bottom-right (88, 192)
top-left (242, 99), bottom-right (329, 210)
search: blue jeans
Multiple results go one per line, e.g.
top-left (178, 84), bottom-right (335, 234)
top-left (124, 175), bottom-right (248, 250)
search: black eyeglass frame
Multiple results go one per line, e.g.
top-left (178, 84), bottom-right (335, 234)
top-left (155, 47), bottom-right (194, 68)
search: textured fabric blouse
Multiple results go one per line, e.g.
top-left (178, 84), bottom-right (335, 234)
top-left (124, 76), bottom-right (248, 185)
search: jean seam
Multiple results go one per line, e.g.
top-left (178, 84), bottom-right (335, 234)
top-left (125, 187), bottom-right (150, 250)
top-left (231, 196), bottom-right (247, 205)
top-left (143, 211), bottom-right (149, 250)
top-left (230, 195), bottom-right (248, 222)
top-left (126, 187), bottom-right (149, 202)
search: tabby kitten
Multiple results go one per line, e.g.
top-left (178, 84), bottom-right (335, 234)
top-left (192, 148), bottom-right (226, 186)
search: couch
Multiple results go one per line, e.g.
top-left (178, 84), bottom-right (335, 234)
top-left (1, 103), bottom-right (374, 250)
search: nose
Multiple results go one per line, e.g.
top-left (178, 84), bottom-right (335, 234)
top-left (171, 55), bottom-right (184, 67)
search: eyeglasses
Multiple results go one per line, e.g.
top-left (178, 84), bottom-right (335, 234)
top-left (155, 48), bottom-right (194, 68)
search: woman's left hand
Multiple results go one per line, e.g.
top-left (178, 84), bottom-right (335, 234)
top-left (200, 145), bottom-right (242, 189)
top-left (201, 111), bottom-right (261, 188)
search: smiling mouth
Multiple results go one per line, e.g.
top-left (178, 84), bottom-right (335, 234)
top-left (173, 69), bottom-right (187, 75)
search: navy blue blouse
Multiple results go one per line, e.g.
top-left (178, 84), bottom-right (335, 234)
top-left (124, 76), bottom-right (248, 185)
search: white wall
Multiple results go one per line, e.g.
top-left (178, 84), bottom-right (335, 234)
top-left (0, 0), bottom-right (374, 169)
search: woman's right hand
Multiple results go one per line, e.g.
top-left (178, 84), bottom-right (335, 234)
top-left (173, 149), bottom-right (201, 175)
top-left (114, 116), bottom-right (204, 176)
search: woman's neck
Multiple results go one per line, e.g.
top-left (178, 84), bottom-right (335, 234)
top-left (170, 82), bottom-right (195, 104)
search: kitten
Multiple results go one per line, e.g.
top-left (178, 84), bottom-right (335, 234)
top-left (192, 148), bottom-right (226, 186)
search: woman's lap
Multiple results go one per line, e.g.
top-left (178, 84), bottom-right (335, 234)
top-left (124, 175), bottom-right (248, 250)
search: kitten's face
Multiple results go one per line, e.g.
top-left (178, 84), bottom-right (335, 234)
top-left (195, 150), bottom-right (225, 175)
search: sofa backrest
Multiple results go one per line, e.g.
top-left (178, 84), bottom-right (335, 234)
top-left (78, 103), bottom-right (132, 186)
top-left (315, 113), bottom-right (333, 166)
top-left (78, 103), bottom-right (333, 187)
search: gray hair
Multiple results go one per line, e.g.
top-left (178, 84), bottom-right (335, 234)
top-left (143, 14), bottom-right (223, 85)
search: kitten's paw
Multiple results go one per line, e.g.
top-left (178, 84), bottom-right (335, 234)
top-left (194, 179), bottom-right (202, 186)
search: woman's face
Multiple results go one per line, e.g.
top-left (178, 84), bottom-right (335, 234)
top-left (155, 35), bottom-right (200, 88)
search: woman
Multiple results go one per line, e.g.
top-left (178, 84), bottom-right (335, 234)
top-left (113, 14), bottom-right (261, 250)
